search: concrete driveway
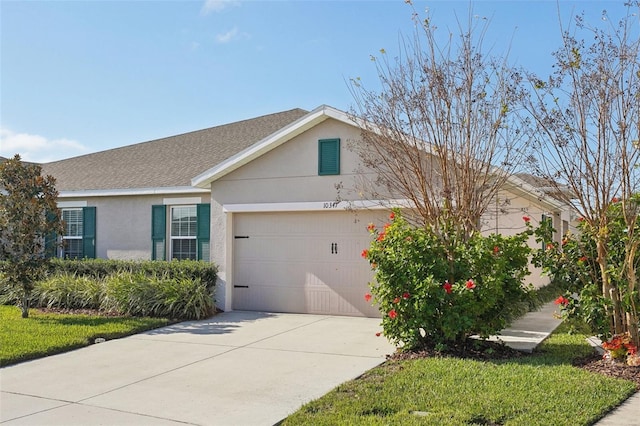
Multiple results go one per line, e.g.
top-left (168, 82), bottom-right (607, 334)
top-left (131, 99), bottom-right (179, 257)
top-left (1, 311), bottom-right (394, 425)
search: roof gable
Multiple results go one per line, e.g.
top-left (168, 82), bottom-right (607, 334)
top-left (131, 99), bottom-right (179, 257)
top-left (191, 105), bottom-right (355, 188)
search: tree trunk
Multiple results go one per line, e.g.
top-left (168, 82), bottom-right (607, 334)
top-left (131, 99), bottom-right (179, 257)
top-left (596, 238), bottom-right (619, 335)
top-left (21, 291), bottom-right (29, 319)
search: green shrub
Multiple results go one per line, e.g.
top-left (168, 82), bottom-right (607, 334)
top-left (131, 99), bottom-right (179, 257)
top-left (2, 259), bottom-right (217, 320)
top-left (102, 272), bottom-right (213, 319)
top-left (532, 200), bottom-right (639, 338)
top-left (48, 258), bottom-right (217, 293)
top-left (34, 273), bottom-right (103, 310)
top-left (363, 211), bottom-right (535, 349)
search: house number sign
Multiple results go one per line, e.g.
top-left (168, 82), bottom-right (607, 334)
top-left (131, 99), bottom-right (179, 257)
top-left (323, 201), bottom-right (339, 209)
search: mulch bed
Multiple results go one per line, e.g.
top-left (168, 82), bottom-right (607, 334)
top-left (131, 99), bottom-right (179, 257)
top-left (574, 354), bottom-right (640, 389)
top-left (388, 339), bottom-right (527, 362)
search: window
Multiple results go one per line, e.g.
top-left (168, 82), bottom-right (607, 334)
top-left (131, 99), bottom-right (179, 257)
top-left (58, 207), bottom-right (96, 259)
top-left (318, 138), bottom-right (340, 175)
top-left (151, 203), bottom-right (210, 261)
top-left (171, 205), bottom-right (197, 260)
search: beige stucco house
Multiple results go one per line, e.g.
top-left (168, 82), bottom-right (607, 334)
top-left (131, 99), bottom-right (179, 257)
top-left (41, 105), bottom-right (573, 317)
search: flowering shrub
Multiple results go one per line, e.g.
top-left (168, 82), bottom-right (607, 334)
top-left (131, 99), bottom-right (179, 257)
top-left (533, 200), bottom-right (637, 339)
top-left (602, 333), bottom-right (638, 365)
top-left (363, 211), bottom-right (535, 349)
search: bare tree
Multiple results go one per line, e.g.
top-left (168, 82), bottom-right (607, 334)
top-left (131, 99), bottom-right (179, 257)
top-left (524, 3), bottom-right (640, 343)
top-left (0, 155), bottom-right (63, 318)
top-left (348, 5), bottom-right (530, 275)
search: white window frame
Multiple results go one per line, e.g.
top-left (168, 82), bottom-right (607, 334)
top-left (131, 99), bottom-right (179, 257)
top-left (169, 205), bottom-right (197, 260)
top-left (61, 208), bottom-right (83, 259)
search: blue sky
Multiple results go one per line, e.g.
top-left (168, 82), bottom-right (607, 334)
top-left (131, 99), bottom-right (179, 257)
top-left (0, 0), bottom-right (627, 163)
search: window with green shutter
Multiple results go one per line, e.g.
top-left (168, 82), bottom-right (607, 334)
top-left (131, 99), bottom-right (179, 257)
top-left (318, 138), bottom-right (340, 175)
top-left (152, 203), bottom-right (210, 262)
top-left (59, 207), bottom-right (96, 259)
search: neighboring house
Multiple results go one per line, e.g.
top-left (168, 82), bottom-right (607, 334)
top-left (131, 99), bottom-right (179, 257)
top-left (39, 105), bottom-right (574, 317)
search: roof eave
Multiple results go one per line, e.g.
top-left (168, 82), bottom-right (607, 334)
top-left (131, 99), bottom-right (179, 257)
top-left (58, 186), bottom-right (210, 198)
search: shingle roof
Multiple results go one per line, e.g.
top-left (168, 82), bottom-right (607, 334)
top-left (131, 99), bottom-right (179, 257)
top-left (41, 108), bottom-right (309, 191)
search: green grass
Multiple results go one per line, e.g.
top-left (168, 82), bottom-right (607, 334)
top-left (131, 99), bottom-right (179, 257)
top-left (0, 305), bottom-right (170, 366)
top-left (283, 320), bottom-right (637, 426)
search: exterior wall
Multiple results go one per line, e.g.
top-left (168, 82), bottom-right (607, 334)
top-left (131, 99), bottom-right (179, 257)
top-left (58, 193), bottom-right (211, 260)
top-left (212, 119), bottom-right (370, 204)
top-left (210, 119), bottom-right (377, 311)
top-left (480, 189), bottom-right (571, 288)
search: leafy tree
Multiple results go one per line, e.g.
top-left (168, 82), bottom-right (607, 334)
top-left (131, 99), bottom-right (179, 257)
top-left (523, 3), bottom-right (640, 345)
top-left (348, 3), bottom-right (530, 281)
top-left (0, 155), bottom-right (63, 318)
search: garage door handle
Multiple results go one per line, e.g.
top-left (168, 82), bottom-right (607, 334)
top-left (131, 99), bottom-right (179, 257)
top-left (234, 285), bottom-right (249, 288)
top-left (331, 242), bottom-right (338, 254)
top-left (235, 236), bottom-right (249, 239)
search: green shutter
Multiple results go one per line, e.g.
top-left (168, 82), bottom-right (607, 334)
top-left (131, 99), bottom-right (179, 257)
top-left (82, 206), bottom-right (96, 259)
top-left (44, 210), bottom-right (58, 258)
top-left (318, 138), bottom-right (340, 175)
top-left (151, 205), bottom-right (166, 260)
top-left (197, 203), bottom-right (210, 261)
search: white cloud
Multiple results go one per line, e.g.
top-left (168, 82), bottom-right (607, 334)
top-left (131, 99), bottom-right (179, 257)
top-left (0, 127), bottom-right (89, 163)
top-left (215, 26), bottom-right (249, 44)
top-left (201, 0), bottom-right (240, 16)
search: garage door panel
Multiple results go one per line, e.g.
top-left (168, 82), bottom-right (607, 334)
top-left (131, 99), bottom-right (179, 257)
top-left (232, 211), bottom-right (385, 317)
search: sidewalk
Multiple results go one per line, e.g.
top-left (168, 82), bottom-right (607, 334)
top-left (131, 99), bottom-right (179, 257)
top-left (497, 302), bottom-right (639, 426)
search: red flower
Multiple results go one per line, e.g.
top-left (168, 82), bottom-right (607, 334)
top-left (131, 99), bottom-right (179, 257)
top-left (562, 239), bottom-right (568, 246)
top-left (612, 197), bottom-right (620, 203)
top-left (465, 279), bottom-right (476, 289)
top-left (388, 309), bottom-right (397, 319)
top-left (554, 296), bottom-right (569, 306)
top-left (364, 293), bottom-right (372, 302)
top-left (493, 246), bottom-right (500, 254)
top-left (367, 223), bottom-right (376, 232)
top-left (578, 256), bottom-right (588, 263)
top-left (377, 232), bottom-right (386, 242)
top-left (522, 216), bottom-right (531, 223)
top-left (361, 249), bottom-right (368, 258)
top-left (443, 281), bottom-right (452, 294)
top-left (578, 217), bottom-right (585, 222)
top-left (393, 297), bottom-right (400, 304)
top-left (375, 332), bottom-right (381, 337)
top-left (402, 292), bottom-right (410, 300)
top-left (389, 212), bottom-right (395, 220)
top-left (546, 243), bottom-right (554, 250)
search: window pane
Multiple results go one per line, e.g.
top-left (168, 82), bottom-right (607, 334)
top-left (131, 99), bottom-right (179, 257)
top-left (63, 239), bottom-right (83, 259)
top-left (171, 206), bottom-right (196, 237)
top-left (172, 239), bottom-right (196, 260)
top-left (63, 209), bottom-right (83, 237)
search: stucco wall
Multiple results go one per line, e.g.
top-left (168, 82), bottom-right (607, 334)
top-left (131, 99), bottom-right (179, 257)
top-left (58, 194), bottom-right (211, 261)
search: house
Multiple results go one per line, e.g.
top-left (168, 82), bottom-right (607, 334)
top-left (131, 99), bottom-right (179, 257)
top-left (39, 105), bottom-right (573, 317)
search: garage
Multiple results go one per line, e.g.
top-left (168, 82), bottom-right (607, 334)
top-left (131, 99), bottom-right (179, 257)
top-left (232, 210), bottom-right (386, 317)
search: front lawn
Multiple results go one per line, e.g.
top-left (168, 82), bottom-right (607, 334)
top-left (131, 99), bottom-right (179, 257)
top-left (283, 321), bottom-right (637, 425)
top-left (0, 305), bottom-right (170, 366)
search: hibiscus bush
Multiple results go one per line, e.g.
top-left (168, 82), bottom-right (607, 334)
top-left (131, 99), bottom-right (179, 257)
top-left (534, 198), bottom-right (640, 339)
top-left (362, 211), bottom-right (535, 349)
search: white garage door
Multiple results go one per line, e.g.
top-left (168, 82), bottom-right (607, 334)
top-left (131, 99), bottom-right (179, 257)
top-left (232, 210), bottom-right (386, 317)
